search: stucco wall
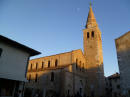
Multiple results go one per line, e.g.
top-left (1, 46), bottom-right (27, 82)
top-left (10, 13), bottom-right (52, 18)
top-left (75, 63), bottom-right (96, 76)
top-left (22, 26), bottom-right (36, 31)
top-left (115, 31), bottom-right (130, 94)
top-left (0, 42), bottom-right (29, 81)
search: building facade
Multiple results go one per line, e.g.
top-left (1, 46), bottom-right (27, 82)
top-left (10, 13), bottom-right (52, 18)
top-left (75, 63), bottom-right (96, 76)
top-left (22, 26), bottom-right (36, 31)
top-left (0, 35), bottom-right (40, 97)
top-left (25, 5), bottom-right (105, 97)
top-left (105, 73), bottom-right (121, 97)
top-left (25, 50), bottom-right (87, 97)
top-left (115, 31), bottom-right (130, 96)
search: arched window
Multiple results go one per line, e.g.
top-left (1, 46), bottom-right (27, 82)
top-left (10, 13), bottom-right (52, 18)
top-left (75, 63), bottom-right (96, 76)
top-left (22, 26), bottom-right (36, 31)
top-left (92, 31), bottom-right (94, 37)
top-left (36, 63), bottom-right (38, 70)
top-left (30, 64), bottom-right (33, 70)
top-left (0, 48), bottom-right (3, 57)
top-left (55, 59), bottom-right (58, 67)
top-left (35, 74), bottom-right (38, 82)
top-left (87, 32), bottom-right (89, 38)
top-left (51, 72), bottom-right (54, 82)
top-left (42, 62), bottom-right (44, 69)
top-left (80, 61), bottom-right (81, 71)
top-left (76, 59), bottom-right (78, 69)
top-left (48, 61), bottom-right (50, 67)
top-left (29, 74), bottom-right (31, 82)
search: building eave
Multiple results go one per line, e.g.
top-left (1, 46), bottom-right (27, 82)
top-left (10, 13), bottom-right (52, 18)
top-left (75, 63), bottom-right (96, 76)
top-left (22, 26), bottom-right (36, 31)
top-left (0, 35), bottom-right (41, 56)
top-left (115, 31), bottom-right (130, 42)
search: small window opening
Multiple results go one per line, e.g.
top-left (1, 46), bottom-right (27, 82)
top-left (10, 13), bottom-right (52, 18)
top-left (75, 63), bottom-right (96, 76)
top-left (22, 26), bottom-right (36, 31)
top-left (42, 62), bottom-right (44, 69)
top-left (87, 32), bottom-right (89, 38)
top-left (80, 61), bottom-right (81, 71)
top-left (35, 74), bottom-right (38, 82)
top-left (76, 59), bottom-right (78, 69)
top-left (55, 59), bottom-right (58, 67)
top-left (36, 63), bottom-right (38, 70)
top-left (30, 64), bottom-right (33, 70)
top-left (29, 74), bottom-right (31, 82)
top-left (92, 31), bottom-right (94, 37)
top-left (48, 61), bottom-right (50, 67)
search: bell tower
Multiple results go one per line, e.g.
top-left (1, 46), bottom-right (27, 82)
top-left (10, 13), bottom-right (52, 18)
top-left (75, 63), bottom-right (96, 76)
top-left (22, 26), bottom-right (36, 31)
top-left (83, 4), bottom-right (105, 97)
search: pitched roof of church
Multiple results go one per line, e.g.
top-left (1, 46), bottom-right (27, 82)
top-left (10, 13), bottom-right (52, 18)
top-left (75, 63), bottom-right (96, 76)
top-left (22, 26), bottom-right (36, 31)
top-left (30, 49), bottom-right (83, 61)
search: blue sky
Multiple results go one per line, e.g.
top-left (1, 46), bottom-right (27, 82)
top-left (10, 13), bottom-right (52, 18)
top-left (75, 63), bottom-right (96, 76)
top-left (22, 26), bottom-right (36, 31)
top-left (0, 0), bottom-right (130, 76)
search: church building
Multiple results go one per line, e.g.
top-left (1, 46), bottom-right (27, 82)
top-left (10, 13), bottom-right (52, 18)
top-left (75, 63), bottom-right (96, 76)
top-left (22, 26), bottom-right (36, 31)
top-left (25, 5), bottom-right (105, 97)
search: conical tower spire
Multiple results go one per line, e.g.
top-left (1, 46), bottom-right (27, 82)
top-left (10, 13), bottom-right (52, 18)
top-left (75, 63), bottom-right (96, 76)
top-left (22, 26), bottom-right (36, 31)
top-left (85, 4), bottom-right (98, 28)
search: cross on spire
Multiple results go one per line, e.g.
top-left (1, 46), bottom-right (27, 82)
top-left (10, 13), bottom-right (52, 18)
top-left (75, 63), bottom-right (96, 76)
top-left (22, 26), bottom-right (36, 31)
top-left (90, 1), bottom-right (92, 7)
